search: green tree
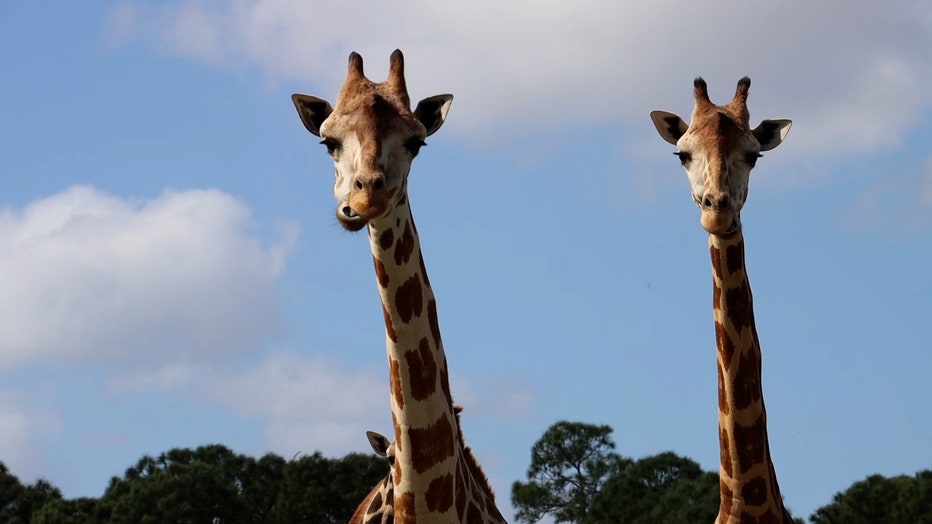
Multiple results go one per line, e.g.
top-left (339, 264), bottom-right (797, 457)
top-left (512, 421), bottom-right (628, 523)
top-left (0, 475), bottom-right (62, 524)
top-left (810, 470), bottom-right (932, 524)
top-left (32, 497), bottom-right (109, 524)
top-left (587, 451), bottom-right (718, 524)
top-left (0, 462), bottom-right (26, 523)
top-left (103, 444), bottom-right (250, 523)
top-left (276, 450), bottom-right (389, 523)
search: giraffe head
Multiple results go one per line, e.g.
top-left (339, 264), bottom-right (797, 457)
top-left (650, 77), bottom-right (791, 235)
top-left (292, 50), bottom-right (453, 231)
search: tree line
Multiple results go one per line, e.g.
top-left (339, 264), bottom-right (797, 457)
top-left (2, 421), bottom-right (930, 523)
top-left (1, 444), bottom-right (386, 523)
top-left (511, 421), bottom-right (932, 524)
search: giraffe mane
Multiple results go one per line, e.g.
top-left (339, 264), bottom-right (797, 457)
top-left (453, 404), bottom-right (498, 503)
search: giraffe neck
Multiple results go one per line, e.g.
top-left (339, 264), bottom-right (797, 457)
top-left (366, 196), bottom-right (505, 523)
top-left (350, 473), bottom-right (394, 524)
top-left (709, 230), bottom-right (792, 524)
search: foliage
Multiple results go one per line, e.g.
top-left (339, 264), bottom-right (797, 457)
top-left (0, 463), bottom-right (63, 524)
top-left (810, 469), bottom-right (932, 524)
top-left (0, 442), bottom-right (387, 524)
top-left (512, 421), bottom-right (628, 523)
top-left (587, 451), bottom-right (719, 524)
top-left (31, 497), bottom-right (109, 524)
top-left (276, 450), bottom-right (389, 523)
top-left (513, 421), bottom-right (804, 524)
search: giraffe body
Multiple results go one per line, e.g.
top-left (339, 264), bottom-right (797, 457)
top-left (293, 50), bottom-right (506, 524)
top-left (350, 431), bottom-right (395, 524)
top-left (651, 78), bottom-right (793, 524)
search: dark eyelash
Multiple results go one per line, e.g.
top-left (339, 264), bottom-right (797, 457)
top-left (406, 138), bottom-right (427, 156)
top-left (319, 138), bottom-right (341, 155)
top-left (674, 151), bottom-right (691, 165)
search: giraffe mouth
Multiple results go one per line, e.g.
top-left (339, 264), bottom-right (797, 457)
top-left (723, 217), bottom-right (739, 235)
top-left (700, 210), bottom-right (739, 236)
top-left (337, 205), bottom-right (368, 231)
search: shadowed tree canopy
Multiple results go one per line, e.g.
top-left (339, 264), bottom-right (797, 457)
top-left (810, 469), bottom-right (932, 524)
top-left (588, 451), bottom-right (719, 524)
top-left (511, 421), bottom-right (803, 524)
top-left (1, 462), bottom-right (63, 524)
top-left (512, 421), bottom-right (627, 523)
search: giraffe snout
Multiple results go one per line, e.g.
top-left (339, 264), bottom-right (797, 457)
top-left (336, 172), bottom-right (392, 231)
top-left (699, 190), bottom-right (738, 235)
top-left (354, 172), bottom-right (386, 192)
top-left (701, 191), bottom-right (731, 212)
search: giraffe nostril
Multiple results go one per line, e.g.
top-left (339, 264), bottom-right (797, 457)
top-left (703, 196), bottom-right (713, 209)
top-left (355, 180), bottom-right (363, 190)
top-left (372, 177), bottom-right (385, 191)
top-left (342, 206), bottom-right (357, 218)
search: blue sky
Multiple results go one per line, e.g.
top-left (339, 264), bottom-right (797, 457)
top-left (1, 1), bottom-right (930, 521)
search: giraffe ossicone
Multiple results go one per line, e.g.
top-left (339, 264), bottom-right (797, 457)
top-left (293, 50), bottom-right (506, 524)
top-left (651, 77), bottom-right (794, 524)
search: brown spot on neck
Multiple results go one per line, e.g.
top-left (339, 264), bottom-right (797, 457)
top-left (405, 337), bottom-right (439, 401)
top-left (394, 273), bottom-right (424, 324)
top-left (408, 412), bottom-right (455, 474)
top-left (393, 220), bottom-right (416, 266)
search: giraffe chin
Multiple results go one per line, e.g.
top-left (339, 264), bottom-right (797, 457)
top-left (338, 196), bottom-right (389, 231)
top-left (336, 213), bottom-right (368, 232)
top-left (701, 211), bottom-right (740, 236)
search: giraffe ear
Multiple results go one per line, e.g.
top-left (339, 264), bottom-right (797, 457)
top-left (366, 431), bottom-right (391, 457)
top-left (650, 110), bottom-right (688, 145)
top-left (414, 94), bottom-right (454, 137)
top-left (753, 119), bottom-right (792, 151)
top-left (292, 93), bottom-right (334, 137)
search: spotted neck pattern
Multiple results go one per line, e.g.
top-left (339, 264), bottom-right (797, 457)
top-left (710, 229), bottom-right (793, 524)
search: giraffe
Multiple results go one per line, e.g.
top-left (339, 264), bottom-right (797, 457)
top-left (292, 50), bottom-right (507, 523)
top-left (351, 407), bottom-right (479, 524)
top-left (350, 431), bottom-right (395, 524)
top-left (650, 77), bottom-right (793, 524)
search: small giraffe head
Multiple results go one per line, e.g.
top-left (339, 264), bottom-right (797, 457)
top-left (650, 77), bottom-right (791, 235)
top-left (292, 50), bottom-right (453, 231)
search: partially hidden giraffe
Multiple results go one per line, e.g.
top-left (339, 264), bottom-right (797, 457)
top-left (351, 431), bottom-right (395, 524)
top-left (292, 50), bottom-right (506, 523)
top-left (650, 77), bottom-right (793, 524)
top-left (352, 406), bottom-right (477, 524)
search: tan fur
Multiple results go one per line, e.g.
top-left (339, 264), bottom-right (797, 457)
top-left (292, 51), bottom-right (504, 523)
top-left (651, 78), bottom-right (794, 524)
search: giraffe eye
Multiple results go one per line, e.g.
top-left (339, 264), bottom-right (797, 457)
top-left (674, 151), bottom-right (692, 165)
top-left (319, 138), bottom-right (341, 156)
top-left (405, 138), bottom-right (427, 156)
top-left (746, 153), bottom-right (762, 167)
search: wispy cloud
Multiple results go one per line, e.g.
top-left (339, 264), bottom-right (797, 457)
top-left (108, 350), bottom-right (537, 458)
top-left (103, 0), bottom-right (931, 156)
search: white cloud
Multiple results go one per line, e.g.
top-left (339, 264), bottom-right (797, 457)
top-left (111, 351), bottom-right (391, 456)
top-left (103, 0), bottom-right (931, 155)
top-left (0, 186), bottom-right (298, 371)
top-left (108, 350), bottom-right (536, 458)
